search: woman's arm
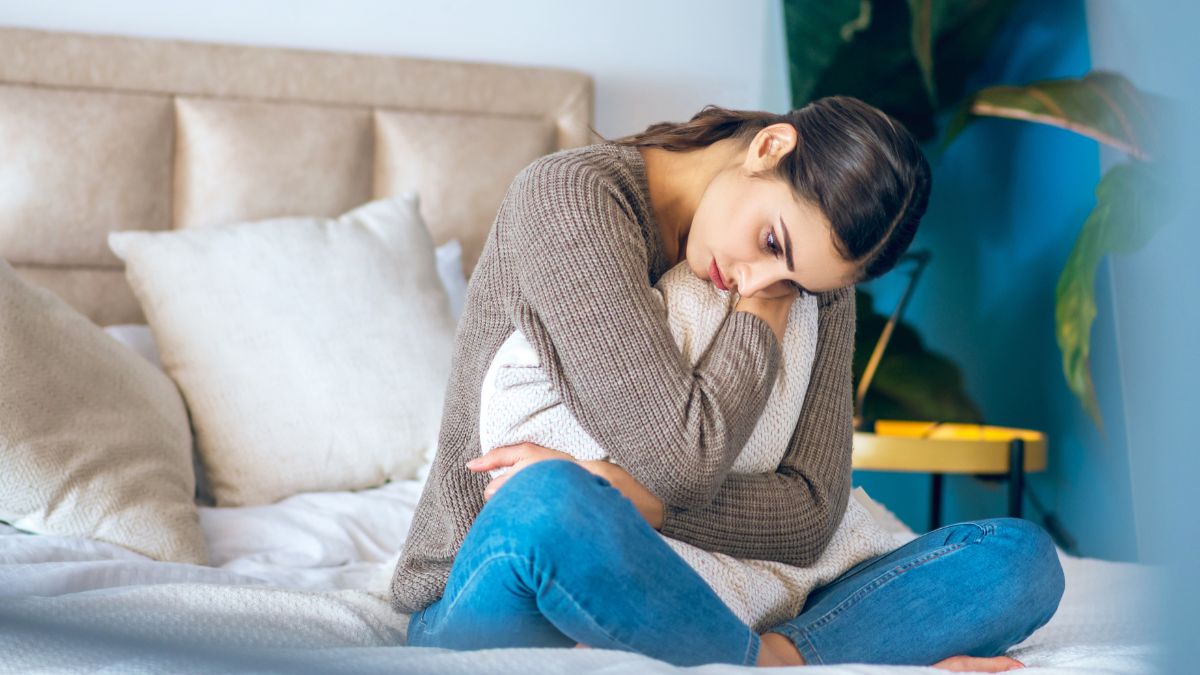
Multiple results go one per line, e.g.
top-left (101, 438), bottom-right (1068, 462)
top-left (650, 285), bottom-right (858, 567)
top-left (505, 156), bottom-right (782, 510)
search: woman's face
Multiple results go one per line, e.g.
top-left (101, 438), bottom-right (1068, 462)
top-left (684, 127), bottom-right (860, 299)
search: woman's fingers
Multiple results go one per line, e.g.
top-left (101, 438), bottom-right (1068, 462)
top-left (467, 445), bottom-right (524, 472)
top-left (483, 468), bottom-right (517, 499)
top-left (481, 451), bottom-right (583, 500)
top-left (472, 444), bottom-right (584, 500)
top-left (468, 442), bottom-right (567, 473)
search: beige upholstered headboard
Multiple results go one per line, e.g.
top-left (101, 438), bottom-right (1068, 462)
top-left (0, 26), bottom-right (594, 325)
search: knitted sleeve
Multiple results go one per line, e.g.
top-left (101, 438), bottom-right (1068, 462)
top-left (657, 285), bottom-right (858, 567)
top-left (504, 155), bottom-right (783, 509)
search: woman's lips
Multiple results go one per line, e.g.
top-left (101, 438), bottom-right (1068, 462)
top-left (709, 258), bottom-right (729, 291)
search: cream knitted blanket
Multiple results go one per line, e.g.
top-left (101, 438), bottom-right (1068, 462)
top-left (479, 261), bottom-right (897, 632)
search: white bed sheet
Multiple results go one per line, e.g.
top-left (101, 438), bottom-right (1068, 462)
top-left (0, 478), bottom-right (1162, 674)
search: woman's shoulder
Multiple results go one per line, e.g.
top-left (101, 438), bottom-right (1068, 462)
top-left (503, 142), bottom-right (667, 278)
top-left (519, 141), bottom-right (636, 176)
top-left (514, 142), bottom-right (645, 209)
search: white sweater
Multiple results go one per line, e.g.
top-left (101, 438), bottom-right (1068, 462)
top-left (479, 261), bottom-right (897, 632)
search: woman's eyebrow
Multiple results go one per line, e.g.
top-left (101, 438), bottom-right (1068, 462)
top-left (779, 215), bottom-right (795, 272)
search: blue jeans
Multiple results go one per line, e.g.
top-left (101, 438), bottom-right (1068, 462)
top-left (406, 460), bottom-right (1065, 667)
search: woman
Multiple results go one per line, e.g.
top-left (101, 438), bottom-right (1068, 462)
top-left (390, 97), bottom-right (1065, 669)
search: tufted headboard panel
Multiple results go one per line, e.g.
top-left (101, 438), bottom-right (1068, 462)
top-left (0, 26), bottom-right (594, 325)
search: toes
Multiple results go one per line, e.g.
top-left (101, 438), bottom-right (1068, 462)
top-left (933, 654), bottom-right (1025, 672)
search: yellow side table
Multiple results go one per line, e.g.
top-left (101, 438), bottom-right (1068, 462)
top-left (852, 421), bottom-right (1047, 531)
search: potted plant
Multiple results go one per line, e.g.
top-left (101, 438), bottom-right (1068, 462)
top-left (785, 0), bottom-right (1174, 430)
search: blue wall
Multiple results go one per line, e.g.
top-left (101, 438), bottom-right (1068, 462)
top-left (851, 0), bottom-right (1140, 561)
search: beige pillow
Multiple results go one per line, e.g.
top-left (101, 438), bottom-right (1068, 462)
top-left (0, 259), bottom-right (207, 564)
top-left (108, 195), bottom-right (457, 507)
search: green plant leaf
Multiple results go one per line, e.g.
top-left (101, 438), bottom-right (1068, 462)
top-left (783, 0), bottom-right (872, 105)
top-left (799, 0), bottom-right (1017, 141)
top-left (906, 0), bottom-right (946, 106)
top-left (853, 288), bottom-right (984, 425)
top-left (939, 71), bottom-right (1167, 159)
top-left (1055, 162), bottom-right (1168, 431)
top-left (926, 0), bottom-right (1018, 107)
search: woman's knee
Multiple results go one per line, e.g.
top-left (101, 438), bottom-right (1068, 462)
top-left (478, 459), bottom-right (614, 548)
top-left (973, 517), bottom-right (1065, 640)
top-left (490, 459), bottom-right (603, 511)
top-left (901, 517), bottom-right (1064, 659)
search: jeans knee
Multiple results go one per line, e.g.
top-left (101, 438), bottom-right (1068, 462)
top-left (482, 459), bottom-right (609, 547)
top-left (500, 458), bottom-right (597, 503)
top-left (981, 517), bottom-right (1065, 624)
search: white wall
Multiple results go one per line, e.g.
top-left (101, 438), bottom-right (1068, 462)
top-left (0, 0), bottom-right (792, 136)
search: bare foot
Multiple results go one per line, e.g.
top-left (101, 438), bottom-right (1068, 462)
top-left (756, 632), bottom-right (805, 667)
top-left (574, 642), bottom-right (590, 649)
top-left (933, 655), bottom-right (1025, 672)
top-left (753, 637), bottom-right (1022, 671)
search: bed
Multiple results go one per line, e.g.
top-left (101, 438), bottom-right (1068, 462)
top-left (0, 25), bottom-right (1160, 673)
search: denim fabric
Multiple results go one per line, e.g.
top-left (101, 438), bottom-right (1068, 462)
top-left (769, 514), bottom-right (1065, 665)
top-left (405, 460), bottom-right (1064, 667)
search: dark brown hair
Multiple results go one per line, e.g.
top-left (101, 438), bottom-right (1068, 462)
top-left (593, 96), bottom-right (931, 285)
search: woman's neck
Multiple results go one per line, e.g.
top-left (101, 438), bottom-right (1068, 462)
top-left (638, 142), bottom-right (736, 267)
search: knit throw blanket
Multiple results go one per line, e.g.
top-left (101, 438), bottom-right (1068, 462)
top-left (479, 261), bottom-right (897, 632)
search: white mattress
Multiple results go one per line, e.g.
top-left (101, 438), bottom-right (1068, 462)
top-left (0, 478), bottom-right (1161, 674)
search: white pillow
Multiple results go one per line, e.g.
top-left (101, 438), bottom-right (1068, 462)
top-left (850, 486), bottom-right (916, 538)
top-left (103, 237), bottom-right (465, 500)
top-left (108, 194), bottom-right (457, 506)
top-left (102, 323), bottom-right (165, 369)
top-left (434, 238), bottom-right (467, 320)
top-left (101, 238), bottom-right (467, 371)
top-left (103, 324), bottom-right (213, 505)
top-left (0, 259), bottom-right (207, 563)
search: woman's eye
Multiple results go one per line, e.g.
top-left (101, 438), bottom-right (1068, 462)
top-left (764, 230), bottom-right (781, 257)
top-left (764, 227), bottom-right (806, 296)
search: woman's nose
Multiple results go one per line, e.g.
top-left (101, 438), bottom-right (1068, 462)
top-left (735, 268), bottom-right (770, 298)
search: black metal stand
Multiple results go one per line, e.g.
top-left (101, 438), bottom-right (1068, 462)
top-left (1008, 438), bottom-right (1025, 518)
top-left (929, 473), bottom-right (943, 531)
top-left (927, 437), bottom-right (1026, 531)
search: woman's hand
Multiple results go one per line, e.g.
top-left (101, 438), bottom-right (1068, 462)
top-left (467, 442), bottom-right (580, 499)
top-left (734, 282), bottom-right (800, 344)
top-left (578, 460), bottom-right (665, 530)
top-left (466, 443), bottom-right (665, 530)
